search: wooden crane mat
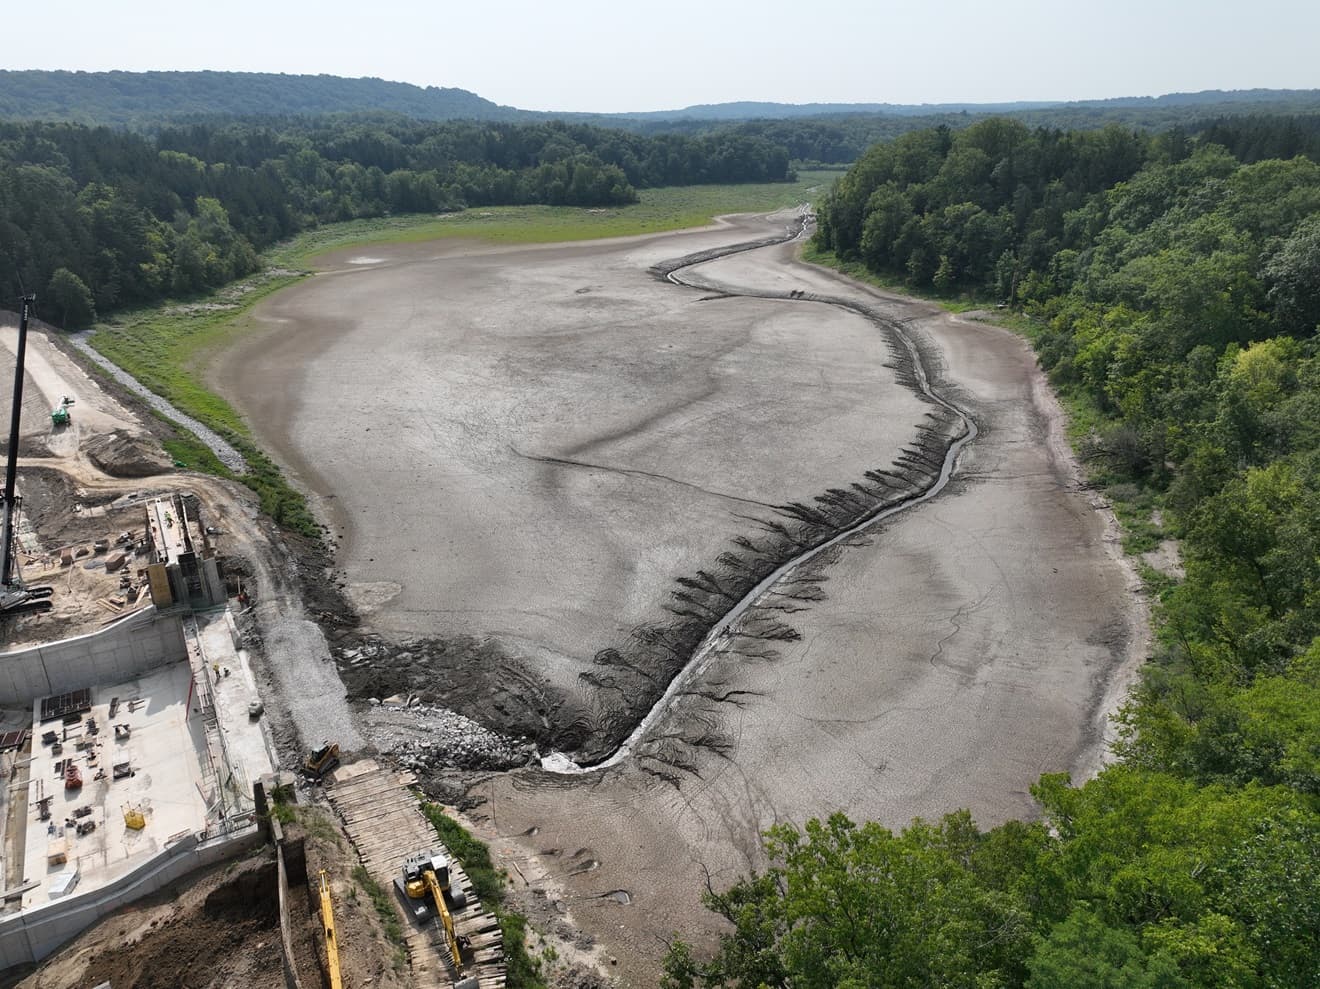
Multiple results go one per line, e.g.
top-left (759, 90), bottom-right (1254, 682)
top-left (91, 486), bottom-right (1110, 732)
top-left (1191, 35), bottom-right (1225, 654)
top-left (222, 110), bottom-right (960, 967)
top-left (328, 760), bottom-right (507, 988)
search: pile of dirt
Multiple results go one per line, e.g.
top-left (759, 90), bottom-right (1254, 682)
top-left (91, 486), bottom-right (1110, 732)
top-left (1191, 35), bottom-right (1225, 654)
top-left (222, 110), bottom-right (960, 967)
top-left (11, 854), bottom-right (284, 989)
top-left (11, 466), bottom-right (77, 534)
top-left (84, 430), bottom-right (171, 477)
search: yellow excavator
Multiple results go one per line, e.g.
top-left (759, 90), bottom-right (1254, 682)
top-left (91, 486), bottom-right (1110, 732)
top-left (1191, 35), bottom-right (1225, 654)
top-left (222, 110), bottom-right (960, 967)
top-left (395, 849), bottom-right (479, 989)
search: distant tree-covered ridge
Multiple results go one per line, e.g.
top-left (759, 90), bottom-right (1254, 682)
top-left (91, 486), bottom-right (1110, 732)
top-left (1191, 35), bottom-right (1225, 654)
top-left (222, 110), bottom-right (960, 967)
top-left (4, 70), bottom-right (1320, 130)
top-left (668, 115), bottom-right (1320, 988)
top-left (678, 110), bottom-right (1320, 167)
top-left (0, 117), bottom-right (791, 325)
top-left (0, 70), bottom-right (518, 126)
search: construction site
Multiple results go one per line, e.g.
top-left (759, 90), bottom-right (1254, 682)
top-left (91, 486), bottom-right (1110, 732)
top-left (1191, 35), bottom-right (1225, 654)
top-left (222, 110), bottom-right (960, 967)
top-left (0, 209), bottom-right (1149, 988)
top-left (0, 300), bottom-right (516, 989)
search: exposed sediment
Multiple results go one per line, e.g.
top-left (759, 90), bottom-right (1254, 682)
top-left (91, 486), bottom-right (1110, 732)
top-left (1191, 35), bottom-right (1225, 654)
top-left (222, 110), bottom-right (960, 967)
top-left (472, 243), bottom-right (1148, 985)
top-left (329, 216), bottom-right (976, 769)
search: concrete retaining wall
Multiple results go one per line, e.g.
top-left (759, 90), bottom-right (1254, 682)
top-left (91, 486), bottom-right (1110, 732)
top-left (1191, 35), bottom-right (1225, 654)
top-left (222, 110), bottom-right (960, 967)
top-left (0, 825), bottom-right (262, 969)
top-left (276, 836), bottom-right (310, 989)
top-left (0, 606), bottom-right (185, 704)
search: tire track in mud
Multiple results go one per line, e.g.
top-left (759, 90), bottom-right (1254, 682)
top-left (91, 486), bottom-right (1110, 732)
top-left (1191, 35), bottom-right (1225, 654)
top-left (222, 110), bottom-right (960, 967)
top-left (542, 214), bottom-right (979, 774)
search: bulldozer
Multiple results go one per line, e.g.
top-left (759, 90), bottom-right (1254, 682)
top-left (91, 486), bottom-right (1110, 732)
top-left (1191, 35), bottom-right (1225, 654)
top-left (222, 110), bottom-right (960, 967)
top-left (395, 849), bottom-right (479, 989)
top-left (302, 741), bottom-right (340, 780)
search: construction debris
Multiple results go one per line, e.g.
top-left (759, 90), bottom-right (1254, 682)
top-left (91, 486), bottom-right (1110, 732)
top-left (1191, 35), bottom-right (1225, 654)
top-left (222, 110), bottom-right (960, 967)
top-left (362, 701), bottom-right (534, 773)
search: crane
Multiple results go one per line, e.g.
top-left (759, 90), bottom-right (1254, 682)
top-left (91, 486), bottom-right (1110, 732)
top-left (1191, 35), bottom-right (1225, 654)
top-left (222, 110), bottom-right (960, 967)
top-left (1, 295), bottom-right (53, 617)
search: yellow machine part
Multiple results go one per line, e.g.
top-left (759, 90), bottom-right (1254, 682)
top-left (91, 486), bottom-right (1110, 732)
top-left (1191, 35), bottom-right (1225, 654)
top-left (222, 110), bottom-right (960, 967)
top-left (145, 563), bottom-right (173, 607)
top-left (424, 866), bottom-right (465, 973)
top-left (319, 870), bottom-right (344, 989)
top-left (123, 807), bottom-right (145, 830)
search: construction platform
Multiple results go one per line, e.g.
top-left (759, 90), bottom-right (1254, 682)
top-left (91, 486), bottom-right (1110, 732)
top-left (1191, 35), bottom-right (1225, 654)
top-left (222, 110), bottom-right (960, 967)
top-left (183, 608), bottom-right (276, 806)
top-left (7, 616), bottom-right (275, 913)
top-left (19, 662), bottom-right (209, 910)
top-left (328, 760), bottom-right (507, 989)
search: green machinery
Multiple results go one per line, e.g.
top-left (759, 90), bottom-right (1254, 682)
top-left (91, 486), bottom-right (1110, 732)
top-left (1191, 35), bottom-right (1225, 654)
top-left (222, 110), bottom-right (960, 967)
top-left (51, 396), bottom-right (73, 427)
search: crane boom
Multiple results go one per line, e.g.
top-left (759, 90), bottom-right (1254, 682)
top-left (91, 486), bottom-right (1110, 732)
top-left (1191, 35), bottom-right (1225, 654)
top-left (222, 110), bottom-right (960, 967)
top-left (1, 294), bottom-right (53, 617)
top-left (318, 870), bottom-right (344, 989)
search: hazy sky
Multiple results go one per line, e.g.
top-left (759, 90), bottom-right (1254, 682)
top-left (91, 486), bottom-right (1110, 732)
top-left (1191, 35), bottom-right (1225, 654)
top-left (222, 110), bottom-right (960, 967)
top-left (6, 0), bottom-right (1319, 113)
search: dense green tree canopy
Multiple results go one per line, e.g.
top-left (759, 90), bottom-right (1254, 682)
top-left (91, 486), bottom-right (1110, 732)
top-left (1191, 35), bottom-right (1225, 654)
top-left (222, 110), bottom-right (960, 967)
top-left (0, 117), bottom-right (794, 318)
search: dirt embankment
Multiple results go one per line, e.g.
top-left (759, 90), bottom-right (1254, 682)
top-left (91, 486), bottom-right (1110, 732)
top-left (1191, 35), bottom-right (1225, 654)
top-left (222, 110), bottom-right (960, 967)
top-left (10, 810), bottom-right (413, 989)
top-left (9, 852), bottom-right (284, 989)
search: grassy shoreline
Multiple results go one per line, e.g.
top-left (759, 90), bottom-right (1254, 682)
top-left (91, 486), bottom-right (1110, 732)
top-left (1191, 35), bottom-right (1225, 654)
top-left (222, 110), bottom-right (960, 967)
top-left (422, 804), bottom-right (548, 989)
top-left (86, 172), bottom-right (835, 538)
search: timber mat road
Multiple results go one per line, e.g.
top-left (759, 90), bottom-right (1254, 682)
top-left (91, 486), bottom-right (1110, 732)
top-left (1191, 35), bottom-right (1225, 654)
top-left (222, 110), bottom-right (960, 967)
top-left (212, 213), bottom-right (1147, 983)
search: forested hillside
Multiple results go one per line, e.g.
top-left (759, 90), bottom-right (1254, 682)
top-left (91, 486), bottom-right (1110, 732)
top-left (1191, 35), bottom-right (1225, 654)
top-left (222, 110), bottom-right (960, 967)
top-left (0, 70), bottom-right (516, 125)
top-left (634, 109), bottom-right (1320, 172)
top-left (4, 70), bottom-right (1319, 131)
top-left (668, 118), bottom-right (1320, 987)
top-left (0, 117), bottom-right (790, 325)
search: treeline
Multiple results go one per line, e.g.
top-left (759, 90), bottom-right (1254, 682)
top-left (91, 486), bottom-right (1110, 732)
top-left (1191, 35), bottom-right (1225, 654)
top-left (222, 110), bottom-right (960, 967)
top-left (6, 70), bottom-right (1320, 136)
top-left (670, 118), bottom-right (1320, 987)
top-left (642, 109), bottom-right (1320, 170)
top-left (156, 116), bottom-right (792, 193)
top-left (0, 117), bottom-right (791, 326)
top-left (816, 117), bottom-right (1320, 298)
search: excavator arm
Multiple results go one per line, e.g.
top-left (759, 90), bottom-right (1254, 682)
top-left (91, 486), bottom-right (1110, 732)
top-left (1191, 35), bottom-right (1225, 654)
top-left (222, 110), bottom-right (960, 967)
top-left (424, 867), bottom-right (465, 972)
top-left (397, 849), bottom-right (479, 988)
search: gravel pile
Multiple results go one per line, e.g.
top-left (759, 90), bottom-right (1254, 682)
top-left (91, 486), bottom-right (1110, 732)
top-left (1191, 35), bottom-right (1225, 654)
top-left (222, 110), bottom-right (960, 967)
top-left (255, 610), bottom-right (367, 752)
top-left (364, 700), bottom-right (535, 772)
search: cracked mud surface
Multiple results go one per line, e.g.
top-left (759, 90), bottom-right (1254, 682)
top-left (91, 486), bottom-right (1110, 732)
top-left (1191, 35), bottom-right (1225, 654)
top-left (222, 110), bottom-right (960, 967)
top-left (213, 215), bottom-right (1146, 984)
top-left (213, 212), bottom-right (936, 760)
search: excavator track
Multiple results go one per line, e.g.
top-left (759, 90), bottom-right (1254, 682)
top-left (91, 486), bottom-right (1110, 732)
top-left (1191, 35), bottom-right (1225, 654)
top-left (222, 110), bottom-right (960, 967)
top-left (328, 760), bottom-right (506, 988)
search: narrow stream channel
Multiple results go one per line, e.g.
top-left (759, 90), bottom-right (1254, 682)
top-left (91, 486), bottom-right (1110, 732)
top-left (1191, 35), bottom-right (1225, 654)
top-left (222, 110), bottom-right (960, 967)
top-left (69, 331), bottom-right (247, 473)
top-left (542, 214), bottom-right (979, 774)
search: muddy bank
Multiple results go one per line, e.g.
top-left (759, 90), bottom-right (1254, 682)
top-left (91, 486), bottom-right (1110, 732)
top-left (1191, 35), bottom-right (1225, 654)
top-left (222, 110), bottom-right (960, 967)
top-left (469, 241), bottom-right (1148, 984)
